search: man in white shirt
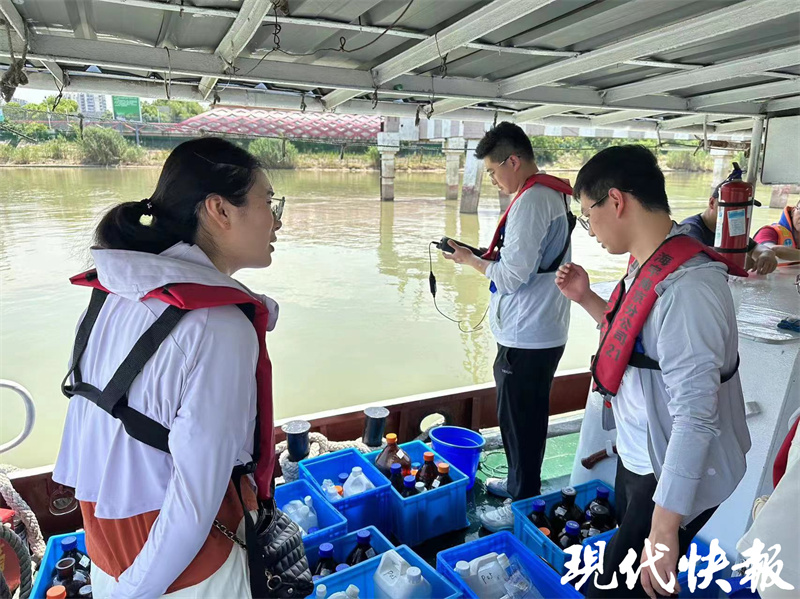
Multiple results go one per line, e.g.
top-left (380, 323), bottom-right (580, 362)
top-left (445, 123), bottom-right (573, 529)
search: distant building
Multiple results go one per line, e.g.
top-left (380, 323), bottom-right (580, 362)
top-left (65, 93), bottom-right (108, 116)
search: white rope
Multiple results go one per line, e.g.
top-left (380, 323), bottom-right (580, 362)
top-left (0, 464), bottom-right (46, 564)
top-left (276, 432), bottom-right (384, 483)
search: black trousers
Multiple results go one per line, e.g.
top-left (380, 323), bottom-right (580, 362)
top-left (493, 343), bottom-right (565, 501)
top-left (586, 462), bottom-right (717, 598)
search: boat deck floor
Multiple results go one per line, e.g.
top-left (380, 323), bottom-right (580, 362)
top-left (404, 433), bottom-right (578, 565)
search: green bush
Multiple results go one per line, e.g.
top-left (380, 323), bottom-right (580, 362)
top-left (11, 145), bottom-right (42, 164)
top-left (0, 143), bottom-right (14, 163)
top-left (366, 146), bottom-right (381, 169)
top-left (248, 137), bottom-right (297, 169)
top-left (121, 144), bottom-right (146, 164)
top-left (663, 150), bottom-right (713, 172)
top-left (81, 126), bottom-right (129, 165)
top-left (41, 138), bottom-right (73, 161)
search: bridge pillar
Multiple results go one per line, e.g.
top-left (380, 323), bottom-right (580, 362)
top-left (378, 132), bottom-right (400, 202)
top-left (460, 139), bottom-right (484, 214)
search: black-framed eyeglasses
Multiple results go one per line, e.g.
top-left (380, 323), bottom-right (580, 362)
top-left (577, 195), bottom-right (608, 231)
top-left (271, 196), bottom-right (285, 221)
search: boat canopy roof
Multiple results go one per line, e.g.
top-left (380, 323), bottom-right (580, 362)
top-left (1, 0), bottom-right (799, 135)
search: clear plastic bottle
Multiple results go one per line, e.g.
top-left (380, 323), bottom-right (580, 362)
top-left (323, 479), bottom-right (342, 503)
top-left (374, 434), bottom-right (411, 477)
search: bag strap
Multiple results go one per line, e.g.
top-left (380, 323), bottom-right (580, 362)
top-left (538, 193), bottom-right (576, 274)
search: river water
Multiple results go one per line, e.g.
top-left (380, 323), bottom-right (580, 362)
top-left (0, 167), bottom-right (786, 467)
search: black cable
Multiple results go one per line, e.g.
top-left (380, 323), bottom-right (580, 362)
top-left (428, 242), bottom-right (489, 333)
top-left (245, 0), bottom-right (416, 75)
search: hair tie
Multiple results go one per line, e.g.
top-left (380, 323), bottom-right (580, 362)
top-left (140, 198), bottom-right (154, 216)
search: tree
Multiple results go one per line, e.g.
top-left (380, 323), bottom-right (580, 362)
top-left (141, 99), bottom-right (205, 122)
top-left (24, 96), bottom-right (79, 114)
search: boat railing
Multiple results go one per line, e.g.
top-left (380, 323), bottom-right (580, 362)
top-left (0, 380), bottom-right (36, 455)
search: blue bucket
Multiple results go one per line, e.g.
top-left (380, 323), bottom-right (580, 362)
top-left (429, 426), bottom-right (485, 490)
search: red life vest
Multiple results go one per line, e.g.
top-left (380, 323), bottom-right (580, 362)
top-left (592, 235), bottom-right (748, 399)
top-left (482, 173), bottom-right (574, 261)
top-left (69, 270), bottom-right (275, 499)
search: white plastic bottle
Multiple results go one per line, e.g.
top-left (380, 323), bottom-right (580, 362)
top-left (303, 495), bottom-right (319, 530)
top-left (464, 552), bottom-right (508, 599)
top-left (373, 552), bottom-right (432, 599)
top-left (401, 566), bottom-right (432, 599)
top-left (329, 585), bottom-right (360, 599)
top-left (342, 466), bottom-right (376, 498)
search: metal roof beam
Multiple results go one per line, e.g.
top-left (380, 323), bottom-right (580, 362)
top-left (659, 114), bottom-right (718, 130)
top-left (0, 0), bottom-right (64, 84)
top-left (688, 79), bottom-right (800, 109)
top-left (498, 0), bottom-right (800, 96)
top-left (591, 110), bottom-right (659, 126)
top-left (16, 70), bottom-right (743, 137)
top-left (766, 95), bottom-right (800, 113)
top-left (324, 0), bottom-right (559, 109)
top-left (429, 98), bottom-right (482, 115)
top-left (197, 0), bottom-right (272, 99)
top-left (3, 35), bottom-right (764, 118)
top-left (714, 119), bottom-right (756, 133)
top-left (604, 46), bottom-right (800, 104)
top-left (514, 104), bottom-right (573, 123)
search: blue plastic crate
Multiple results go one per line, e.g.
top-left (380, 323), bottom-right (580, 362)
top-left (677, 539), bottom-right (726, 598)
top-left (309, 545), bottom-right (460, 599)
top-left (275, 479), bottom-right (347, 548)
top-left (437, 531), bottom-right (583, 599)
top-left (299, 448), bottom-right (392, 533)
top-left (304, 526), bottom-right (394, 580)
top-left (366, 440), bottom-right (469, 546)
top-left (511, 479), bottom-right (617, 575)
top-left (30, 531), bottom-right (87, 599)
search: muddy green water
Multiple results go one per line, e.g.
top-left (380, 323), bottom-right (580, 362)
top-left (0, 168), bottom-right (786, 467)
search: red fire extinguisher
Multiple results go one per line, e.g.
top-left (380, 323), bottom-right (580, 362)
top-left (714, 162), bottom-right (755, 269)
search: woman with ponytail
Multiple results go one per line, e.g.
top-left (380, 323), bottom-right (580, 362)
top-left (53, 137), bottom-right (284, 598)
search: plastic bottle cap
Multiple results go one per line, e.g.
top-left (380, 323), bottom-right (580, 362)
top-left (338, 473), bottom-right (349, 483)
top-left (304, 495), bottom-right (314, 506)
top-left (78, 586), bottom-right (93, 597)
top-left (562, 487), bottom-right (576, 497)
top-left (437, 463), bottom-right (450, 474)
top-left (406, 567), bottom-right (422, 583)
top-left (591, 504), bottom-right (610, 519)
top-left (336, 564), bottom-right (350, 571)
top-left (412, 462), bottom-right (421, 470)
top-left (316, 584), bottom-right (327, 597)
top-left (423, 451), bottom-right (434, 462)
top-left (597, 487), bottom-right (610, 499)
top-left (390, 463), bottom-right (402, 474)
top-left (346, 584), bottom-right (360, 598)
top-left (532, 499), bottom-right (546, 512)
top-left (497, 554), bottom-right (510, 570)
top-left (319, 543), bottom-right (334, 557)
top-left (351, 467), bottom-right (363, 476)
top-left (455, 561), bottom-right (470, 575)
top-left (415, 482), bottom-right (426, 492)
top-left (386, 433), bottom-right (397, 444)
top-left (60, 536), bottom-right (78, 552)
top-left (308, 527), bottom-right (319, 534)
top-left (585, 510), bottom-right (592, 520)
top-left (404, 475), bottom-right (416, 487)
top-left (335, 485), bottom-right (343, 496)
top-left (47, 586), bottom-right (67, 599)
top-left (312, 575), bottom-right (321, 582)
top-left (565, 521), bottom-right (580, 535)
top-left (357, 529), bottom-right (371, 544)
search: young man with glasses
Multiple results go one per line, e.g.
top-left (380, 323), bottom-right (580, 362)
top-left (556, 145), bottom-right (751, 598)
top-left (443, 122), bottom-right (574, 531)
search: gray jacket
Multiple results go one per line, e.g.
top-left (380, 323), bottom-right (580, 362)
top-left (613, 226), bottom-right (751, 523)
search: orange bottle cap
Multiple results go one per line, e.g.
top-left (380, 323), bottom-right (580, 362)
top-left (335, 485), bottom-right (343, 496)
top-left (47, 586), bottom-right (68, 599)
top-left (386, 434), bottom-right (397, 444)
top-left (539, 527), bottom-right (551, 537)
top-left (437, 463), bottom-right (450, 474)
top-left (423, 452), bottom-right (434, 462)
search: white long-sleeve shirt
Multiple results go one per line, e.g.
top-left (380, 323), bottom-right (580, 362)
top-left (485, 182), bottom-right (571, 349)
top-left (53, 243), bottom-right (278, 598)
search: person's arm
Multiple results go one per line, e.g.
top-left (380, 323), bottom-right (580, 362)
top-left (772, 245), bottom-right (800, 261)
top-left (746, 242), bottom-right (778, 274)
top-left (112, 308), bottom-right (258, 599)
top-left (554, 263), bottom-right (608, 324)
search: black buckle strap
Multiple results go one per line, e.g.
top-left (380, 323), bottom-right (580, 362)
top-left (629, 351), bottom-right (740, 385)
top-left (62, 288), bottom-right (108, 398)
top-left (538, 193), bottom-right (575, 274)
